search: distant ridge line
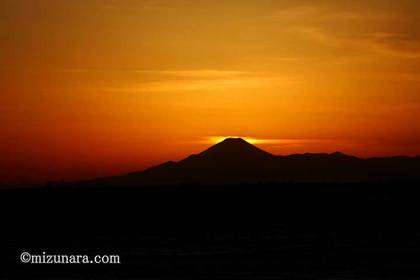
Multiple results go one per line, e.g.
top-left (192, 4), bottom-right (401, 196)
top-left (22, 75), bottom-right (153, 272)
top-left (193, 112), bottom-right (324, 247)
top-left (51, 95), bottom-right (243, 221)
top-left (87, 138), bottom-right (420, 187)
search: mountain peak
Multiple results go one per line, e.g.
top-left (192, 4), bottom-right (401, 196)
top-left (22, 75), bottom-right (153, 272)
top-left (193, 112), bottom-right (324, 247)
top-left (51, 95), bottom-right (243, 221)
top-left (197, 137), bottom-right (273, 160)
top-left (220, 137), bottom-right (248, 143)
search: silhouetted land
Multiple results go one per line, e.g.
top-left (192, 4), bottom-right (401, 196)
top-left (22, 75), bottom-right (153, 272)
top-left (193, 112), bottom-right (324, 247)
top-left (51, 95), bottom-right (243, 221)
top-left (2, 139), bottom-right (420, 278)
top-left (83, 138), bottom-right (420, 187)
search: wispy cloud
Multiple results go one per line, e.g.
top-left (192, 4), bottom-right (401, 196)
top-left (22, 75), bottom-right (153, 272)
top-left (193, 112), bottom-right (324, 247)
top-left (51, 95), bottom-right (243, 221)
top-left (55, 69), bottom-right (244, 78)
top-left (272, 4), bottom-right (420, 58)
top-left (368, 32), bottom-right (420, 58)
top-left (54, 69), bottom-right (298, 93)
top-left (138, 70), bottom-right (244, 78)
top-left (100, 77), bottom-right (296, 93)
top-left (289, 26), bottom-right (344, 47)
top-left (274, 5), bottom-right (396, 23)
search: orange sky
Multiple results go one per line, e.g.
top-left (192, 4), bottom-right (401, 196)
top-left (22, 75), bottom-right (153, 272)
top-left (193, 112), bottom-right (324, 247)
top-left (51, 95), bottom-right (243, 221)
top-left (1, 0), bottom-right (420, 185)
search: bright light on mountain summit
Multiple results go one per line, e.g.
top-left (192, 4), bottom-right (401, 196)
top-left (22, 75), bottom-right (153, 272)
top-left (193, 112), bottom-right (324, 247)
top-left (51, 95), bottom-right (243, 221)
top-left (207, 137), bottom-right (270, 145)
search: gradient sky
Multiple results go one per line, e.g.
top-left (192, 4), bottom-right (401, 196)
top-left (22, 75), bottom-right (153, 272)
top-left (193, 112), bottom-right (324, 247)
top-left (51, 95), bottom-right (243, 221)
top-left (1, 0), bottom-right (420, 185)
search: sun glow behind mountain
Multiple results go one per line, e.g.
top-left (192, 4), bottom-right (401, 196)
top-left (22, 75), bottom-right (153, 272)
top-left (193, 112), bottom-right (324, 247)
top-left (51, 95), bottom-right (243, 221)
top-left (204, 137), bottom-right (342, 148)
top-left (206, 137), bottom-right (267, 145)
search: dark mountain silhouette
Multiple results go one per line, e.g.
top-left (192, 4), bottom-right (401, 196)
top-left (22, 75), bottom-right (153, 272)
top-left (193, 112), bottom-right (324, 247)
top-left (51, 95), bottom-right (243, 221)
top-left (195, 137), bottom-right (274, 160)
top-left (89, 138), bottom-right (420, 187)
top-left (5, 139), bottom-right (420, 279)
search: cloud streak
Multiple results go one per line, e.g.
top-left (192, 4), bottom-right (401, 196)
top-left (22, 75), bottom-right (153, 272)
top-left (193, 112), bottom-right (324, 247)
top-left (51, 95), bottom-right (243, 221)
top-left (55, 69), bottom-right (299, 93)
top-left (272, 3), bottom-right (420, 58)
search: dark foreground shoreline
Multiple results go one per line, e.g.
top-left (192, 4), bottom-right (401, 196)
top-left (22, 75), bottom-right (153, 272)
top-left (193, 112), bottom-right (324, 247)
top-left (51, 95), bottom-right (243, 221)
top-left (1, 183), bottom-right (420, 279)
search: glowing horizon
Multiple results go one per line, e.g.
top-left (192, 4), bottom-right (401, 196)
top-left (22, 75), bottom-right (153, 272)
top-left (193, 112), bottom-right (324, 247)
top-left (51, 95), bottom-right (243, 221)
top-left (205, 136), bottom-right (268, 145)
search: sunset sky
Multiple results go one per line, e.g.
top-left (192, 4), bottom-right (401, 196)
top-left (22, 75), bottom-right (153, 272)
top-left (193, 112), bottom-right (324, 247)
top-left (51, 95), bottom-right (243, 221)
top-left (1, 0), bottom-right (420, 184)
